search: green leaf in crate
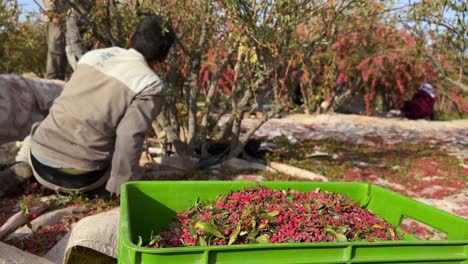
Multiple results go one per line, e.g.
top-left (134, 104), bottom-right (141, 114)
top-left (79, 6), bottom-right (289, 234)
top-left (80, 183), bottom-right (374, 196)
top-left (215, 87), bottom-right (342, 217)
top-left (194, 222), bottom-right (224, 239)
top-left (267, 210), bottom-right (280, 217)
top-left (335, 233), bottom-right (348, 242)
top-left (261, 214), bottom-right (275, 221)
top-left (256, 234), bottom-right (270, 244)
top-left (251, 219), bottom-right (256, 229)
top-left (137, 236), bottom-right (143, 247)
top-left (148, 231), bottom-right (158, 246)
top-left (249, 229), bottom-right (259, 239)
top-left (324, 226), bottom-right (348, 242)
top-left (199, 235), bottom-right (207, 246)
top-left (228, 224), bottom-right (241, 245)
top-left (387, 227), bottom-right (396, 238)
top-left (336, 226), bottom-right (347, 233)
top-left (317, 204), bottom-right (326, 210)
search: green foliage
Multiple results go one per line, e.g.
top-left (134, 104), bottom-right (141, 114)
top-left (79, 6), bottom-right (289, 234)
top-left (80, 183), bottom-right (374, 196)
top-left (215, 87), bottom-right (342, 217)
top-left (0, 0), bottom-right (17, 43)
top-left (407, 0), bottom-right (466, 82)
top-left (4, 0), bottom-right (460, 117)
top-left (1, 15), bottom-right (47, 76)
top-left (0, 0), bottom-right (465, 159)
top-left (76, 0), bottom-right (141, 49)
top-left (0, 1), bottom-right (47, 76)
top-left (434, 113), bottom-right (468, 121)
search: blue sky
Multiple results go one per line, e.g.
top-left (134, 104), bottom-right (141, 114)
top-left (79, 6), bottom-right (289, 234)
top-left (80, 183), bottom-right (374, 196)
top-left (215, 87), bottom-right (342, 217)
top-left (19, 0), bottom-right (455, 20)
top-left (19, 0), bottom-right (41, 13)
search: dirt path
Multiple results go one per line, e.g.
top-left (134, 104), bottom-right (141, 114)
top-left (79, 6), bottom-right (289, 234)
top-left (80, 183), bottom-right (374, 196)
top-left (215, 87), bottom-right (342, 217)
top-left (242, 114), bottom-right (468, 159)
top-left (241, 114), bottom-right (468, 219)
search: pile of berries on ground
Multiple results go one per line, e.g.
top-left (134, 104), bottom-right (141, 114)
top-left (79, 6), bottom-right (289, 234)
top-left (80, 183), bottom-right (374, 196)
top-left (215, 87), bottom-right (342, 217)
top-left (145, 186), bottom-right (400, 248)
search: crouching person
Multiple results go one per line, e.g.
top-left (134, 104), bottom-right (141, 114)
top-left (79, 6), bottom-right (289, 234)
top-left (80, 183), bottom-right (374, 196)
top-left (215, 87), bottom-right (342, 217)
top-left (401, 83), bottom-right (437, 120)
top-left (9, 15), bottom-right (175, 196)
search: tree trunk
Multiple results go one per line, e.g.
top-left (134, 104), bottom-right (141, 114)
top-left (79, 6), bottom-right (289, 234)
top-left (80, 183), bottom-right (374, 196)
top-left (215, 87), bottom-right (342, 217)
top-left (186, 15), bottom-right (209, 152)
top-left (200, 43), bottom-right (238, 157)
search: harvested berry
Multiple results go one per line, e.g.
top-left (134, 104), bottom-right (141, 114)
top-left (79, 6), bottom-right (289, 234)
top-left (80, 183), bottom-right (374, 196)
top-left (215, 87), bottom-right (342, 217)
top-left (143, 186), bottom-right (400, 248)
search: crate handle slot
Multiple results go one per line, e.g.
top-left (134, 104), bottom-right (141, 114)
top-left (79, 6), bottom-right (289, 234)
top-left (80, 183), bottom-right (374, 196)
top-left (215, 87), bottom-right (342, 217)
top-left (392, 192), bottom-right (466, 240)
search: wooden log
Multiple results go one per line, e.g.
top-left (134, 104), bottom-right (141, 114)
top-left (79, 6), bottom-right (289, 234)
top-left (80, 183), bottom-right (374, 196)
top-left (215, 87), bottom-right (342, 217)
top-left (6, 206), bottom-right (88, 240)
top-left (215, 158), bottom-right (276, 172)
top-left (0, 206), bottom-right (48, 240)
top-left (269, 162), bottom-right (329, 182)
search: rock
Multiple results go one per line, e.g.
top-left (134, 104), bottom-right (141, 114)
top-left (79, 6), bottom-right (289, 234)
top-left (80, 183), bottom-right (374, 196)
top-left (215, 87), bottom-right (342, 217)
top-left (269, 162), bottom-right (328, 182)
top-left (352, 161), bottom-right (385, 168)
top-left (305, 151), bottom-right (331, 158)
top-left (152, 156), bottom-right (199, 171)
top-left (285, 134), bottom-right (298, 144)
top-left (386, 110), bottom-right (402, 118)
top-left (219, 158), bottom-right (274, 172)
top-left (148, 147), bottom-right (164, 155)
top-left (420, 185), bottom-right (455, 197)
top-left (141, 169), bottom-right (186, 180)
top-left (0, 241), bottom-right (54, 264)
top-left (259, 142), bottom-right (277, 152)
top-left (209, 169), bottom-right (220, 175)
top-left (208, 175), bottom-right (222, 181)
top-left (421, 176), bottom-right (444, 182)
top-left (0, 142), bottom-right (20, 166)
top-left (335, 93), bottom-right (366, 115)
top-left (233, 174), bottom-right (265, 182)
top-left (372, 177), bottom-right (416, 195)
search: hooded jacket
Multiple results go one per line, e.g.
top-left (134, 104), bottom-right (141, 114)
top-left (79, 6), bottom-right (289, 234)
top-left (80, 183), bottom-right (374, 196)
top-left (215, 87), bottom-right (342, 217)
top-left (31, 47), bottom-right (165, 193)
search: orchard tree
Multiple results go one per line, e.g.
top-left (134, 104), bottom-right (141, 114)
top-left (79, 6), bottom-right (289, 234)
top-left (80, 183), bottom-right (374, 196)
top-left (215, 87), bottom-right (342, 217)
top-left (406, 0), bottom-right (466, 82)
top-left (63, 0), bottom-right (313, 164)
top-left (34, 0), bottom-right (466, 166)
top-left (0, 0), bottom-right (47, 75)
top-left (295, 0), bottom-right (447, 114)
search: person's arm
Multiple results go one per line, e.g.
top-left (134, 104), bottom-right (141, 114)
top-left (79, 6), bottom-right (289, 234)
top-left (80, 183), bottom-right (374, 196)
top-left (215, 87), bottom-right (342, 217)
top-left (105, 84), bottom-right (164, 194)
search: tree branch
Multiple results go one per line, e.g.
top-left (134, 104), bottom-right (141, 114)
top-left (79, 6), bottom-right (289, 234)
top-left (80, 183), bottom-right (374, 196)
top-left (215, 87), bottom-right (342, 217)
top-left (200, 42), bottom-right (239, 157)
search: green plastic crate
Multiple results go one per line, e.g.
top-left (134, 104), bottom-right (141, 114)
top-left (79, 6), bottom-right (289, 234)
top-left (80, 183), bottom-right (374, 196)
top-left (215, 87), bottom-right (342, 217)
top-left (119, 181), bottom-right (468, 264)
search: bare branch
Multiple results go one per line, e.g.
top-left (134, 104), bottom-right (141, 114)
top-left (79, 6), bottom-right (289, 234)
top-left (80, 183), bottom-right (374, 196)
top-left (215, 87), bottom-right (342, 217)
top-left (185, 11), bottom-right (210, 151)
top-left (200, 42), bottom-right (239, 157)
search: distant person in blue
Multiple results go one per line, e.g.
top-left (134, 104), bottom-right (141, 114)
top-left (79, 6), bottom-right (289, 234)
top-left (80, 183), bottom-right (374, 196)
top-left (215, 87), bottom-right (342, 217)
top-left (401, 83), bottom-right (437, 120)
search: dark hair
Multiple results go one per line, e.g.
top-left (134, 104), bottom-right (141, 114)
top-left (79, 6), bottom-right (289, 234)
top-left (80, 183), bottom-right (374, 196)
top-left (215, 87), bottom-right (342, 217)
top-left (132, 15), bottom-right (176, 62)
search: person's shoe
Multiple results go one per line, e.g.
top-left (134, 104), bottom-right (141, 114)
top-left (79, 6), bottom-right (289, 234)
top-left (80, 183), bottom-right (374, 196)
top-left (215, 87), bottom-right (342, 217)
top-left (0, 162), bottom-right (32, 197)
